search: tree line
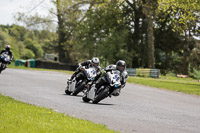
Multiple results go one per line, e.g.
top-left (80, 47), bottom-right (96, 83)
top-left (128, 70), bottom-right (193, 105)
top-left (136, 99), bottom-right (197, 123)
top-left (0, 24), bottom-right (57, 60)
top-left (1, 0), bottom-right (200, 75)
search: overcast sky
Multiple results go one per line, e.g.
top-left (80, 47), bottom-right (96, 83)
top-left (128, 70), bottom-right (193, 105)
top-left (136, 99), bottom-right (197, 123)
top-left (0, 0), bottom-right (53, 25)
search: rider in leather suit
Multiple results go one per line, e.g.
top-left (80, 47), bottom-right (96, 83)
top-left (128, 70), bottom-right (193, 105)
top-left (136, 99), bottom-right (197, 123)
top-left (95, 60), bottom-right (128, 96)
top-left (0, 45), bottom-right (13, 64)
top-left (69, 57), bottom-right (101, 82)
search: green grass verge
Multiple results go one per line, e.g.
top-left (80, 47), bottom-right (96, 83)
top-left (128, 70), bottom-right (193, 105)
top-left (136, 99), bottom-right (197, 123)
top-left (0, 94), bottom-right (118, 133)
top-left (127, 76), bottom-right (200, 96)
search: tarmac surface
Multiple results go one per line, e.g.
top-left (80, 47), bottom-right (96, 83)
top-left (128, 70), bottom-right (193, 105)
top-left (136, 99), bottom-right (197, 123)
top-left (0, 68), bottom-right (200, 133)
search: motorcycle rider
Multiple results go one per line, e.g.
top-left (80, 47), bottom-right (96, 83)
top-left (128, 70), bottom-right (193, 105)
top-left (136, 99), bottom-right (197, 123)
top-left (0, 45), bottom-right (13, 73)
top-left (69, 57), bottom-right (101, 82)
top-left (94, 60), bottom-right (128, 96)
top-left (0, 45), bottom-right (13, 63)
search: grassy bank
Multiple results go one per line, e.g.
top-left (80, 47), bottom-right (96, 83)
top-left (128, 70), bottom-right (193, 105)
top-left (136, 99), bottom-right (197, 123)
top-left (0, 94), bottom-right (118, 133)
top-left (127, 76), bottom-right (200, 96)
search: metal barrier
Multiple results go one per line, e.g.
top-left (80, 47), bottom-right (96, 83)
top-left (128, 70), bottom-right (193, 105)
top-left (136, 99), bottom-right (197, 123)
top-left (126, 68), bottom-right (136, 76)
top-left (15, 59), bottom-right (27, 67)
top-left (150, 69), bottom-right (160, 78)
top-left (126, 68), bottom-right (160, 78)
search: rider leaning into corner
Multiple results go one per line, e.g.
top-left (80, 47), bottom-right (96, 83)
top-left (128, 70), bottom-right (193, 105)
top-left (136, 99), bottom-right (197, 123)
top-left (0, 45), bottom-right (13, 70)
top-left (69, 57), bottom-right (101, 82)
top-left (94, 60), bottom-right (128, 96)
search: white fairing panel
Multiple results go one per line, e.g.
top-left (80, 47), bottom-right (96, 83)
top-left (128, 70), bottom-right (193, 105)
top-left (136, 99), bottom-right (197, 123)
top-left (87, 85), bottom-right (96, 100)
top-left (1, 53), bottom-right (10, 62)
top-left (107, 70), bottom-right (121, 86)
top-left (85, 67), bottom-right (97, 80)
top-left (69, 80), bottom-right (76, 92)
top-left (5, 56), bottom-right (10, 62)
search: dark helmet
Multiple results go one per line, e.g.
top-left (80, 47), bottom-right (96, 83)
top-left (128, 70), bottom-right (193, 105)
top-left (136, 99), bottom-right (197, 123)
top-left (5, 45), bottom-right (10, 51)
top-left (91, 57), bottom-right (100, 68)
top-left (116, 60), bottom-right (126, 72)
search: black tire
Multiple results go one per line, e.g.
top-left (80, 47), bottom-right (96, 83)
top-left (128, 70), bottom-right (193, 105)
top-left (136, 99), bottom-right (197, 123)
top-left (0, 63), bottom-right (5, 72)
top-left (93, 87), bottom-right (109, 104)
top-left (0, 68), bottom-right (2, 74)
top-left (72, 81), bottom-right (86, 96)
top-left (82, 95), bottom-right (90, 102)
top-left (0, 63), bottom-right (2, 73)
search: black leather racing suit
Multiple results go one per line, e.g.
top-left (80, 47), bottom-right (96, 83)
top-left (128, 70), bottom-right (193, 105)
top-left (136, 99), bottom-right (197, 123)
top-left (95, 64), bottom-right (128, 96)
top-left (70, 60), bottom-right (101, 82)
top-left (0, 49), bottom-right (13, 63)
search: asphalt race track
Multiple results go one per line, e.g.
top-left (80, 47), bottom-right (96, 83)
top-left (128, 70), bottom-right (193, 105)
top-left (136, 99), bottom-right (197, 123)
top-left (0, 69), bottom-right (200, 133)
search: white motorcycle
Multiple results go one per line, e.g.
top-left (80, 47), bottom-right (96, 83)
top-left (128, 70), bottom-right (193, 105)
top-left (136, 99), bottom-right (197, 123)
top-left (82, 69), bottom-right (122, 104)
top-left (0, 53), bottom-right (10, 73)
top-left (65, 66), bottom-right (97, 96)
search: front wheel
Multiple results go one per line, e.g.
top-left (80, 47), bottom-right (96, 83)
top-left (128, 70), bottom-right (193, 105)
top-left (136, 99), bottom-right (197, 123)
top-left (72, 80), bottom-right (86, 96)
top-left (93, 87), bottom-right (109, 104)
top-left (0, 63), bottom-right (3, 74)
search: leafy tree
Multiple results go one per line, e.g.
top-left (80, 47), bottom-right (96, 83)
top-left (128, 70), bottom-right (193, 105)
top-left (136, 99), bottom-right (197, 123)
top-left (0, 25), bottom-right (55, 60)
top-left (124, 0), bottom-right (147, 68)
top-left (0, 27), bottom-right (20, 59)
top-left (189, 41), bottom-right (200, 70)
top-left (24, 38), bottom-right (44, 58)
top-left (142, 0), bottom-right (159, 68)
top-left (158, 0), bottom-right (200, 74)
top-left (77, 0), bottom-right (131, 66)
top-left (21, 48), bottom-right (35, 59)
top-left (51, 0), bottom-right (92, 63)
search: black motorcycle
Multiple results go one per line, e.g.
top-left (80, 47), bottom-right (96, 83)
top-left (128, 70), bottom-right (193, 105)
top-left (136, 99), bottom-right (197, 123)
top-left (0, 53), bottom-right (10, 74)
top-left (65, 66), bottom-right (97, 96)
top-left (82, 69), bottom-right (122, 104)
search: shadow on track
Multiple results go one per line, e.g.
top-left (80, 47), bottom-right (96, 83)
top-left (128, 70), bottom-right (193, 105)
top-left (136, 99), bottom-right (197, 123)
top-left (62, 93), bottom-right (83, 97)
top-left (62, 94), bottom-right (114, 105)
top-left (81, 101), bottom-right (114, 106)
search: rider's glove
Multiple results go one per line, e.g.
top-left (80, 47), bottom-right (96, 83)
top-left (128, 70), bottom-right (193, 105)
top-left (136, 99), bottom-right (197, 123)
top-left (101, 69), bottom-right (106, 75)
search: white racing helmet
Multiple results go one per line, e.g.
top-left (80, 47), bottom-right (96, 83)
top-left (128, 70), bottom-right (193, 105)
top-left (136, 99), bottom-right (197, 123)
top-left (91, 57), bottom-right (100, 68)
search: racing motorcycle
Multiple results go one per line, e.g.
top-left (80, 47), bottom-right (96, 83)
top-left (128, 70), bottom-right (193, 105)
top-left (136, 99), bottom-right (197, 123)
top-left (0, 53), bottom-right (10, 73)
top-left (82, 69), bottom-right (121, 104)
top-left (65, 66), bottom-right (97, 96)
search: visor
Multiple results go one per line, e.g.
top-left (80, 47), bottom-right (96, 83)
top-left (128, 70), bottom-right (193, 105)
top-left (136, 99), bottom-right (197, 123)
top-left (117, 66), bottom-right (125, 72)
top-left (93, 63), bottom-right (99, 68)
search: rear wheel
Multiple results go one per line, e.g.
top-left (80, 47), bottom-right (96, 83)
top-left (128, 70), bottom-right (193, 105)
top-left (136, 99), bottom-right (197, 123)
top-left (72, 81), bottom-right (86, 96)
top-left (93, 87), bottom-right (109, 104)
